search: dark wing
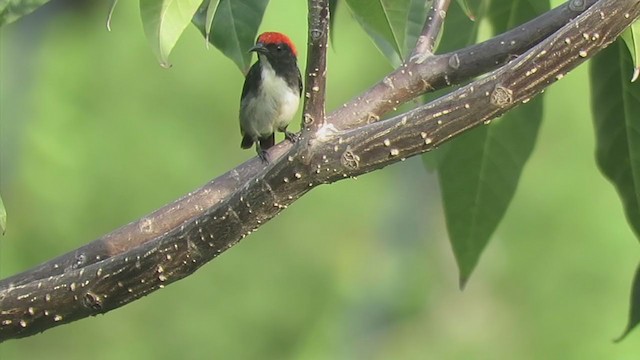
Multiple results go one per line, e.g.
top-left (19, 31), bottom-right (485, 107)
top-left (297, 67), bottom-right (303, 96)
top-left (240, 61), bottom-right (261, 140)
top-left (241, 62), bottom-right (262, 101)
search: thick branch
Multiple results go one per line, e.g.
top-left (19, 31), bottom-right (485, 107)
top-left (0, 0), bottom-right (598, 290)
top-left (328, 0), bottom-right (599, 130)
top-left (1, 0), bottom-right (638, 341)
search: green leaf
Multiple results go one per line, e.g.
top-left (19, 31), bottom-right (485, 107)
top-left (621, 21), bottom-right (640, 82)
top-left (617, 263), bottom-right (640, 342)
top-left (590, 40), bottom-right (640, 240)
top-left (204, 0), bottom-right (220, 48)
top-left (436, 100), bottom-right (543, 286)
top-left (454, 0), bottom-right (483, 21)
top-left (486, 0), bottom-right (550, 33)
top-left (435, 0), bottom-right (482, 53)
top-left (431, 0), bottom-right (549, 286)
top-left (345, 0), bottom-right (410, 66)
top-left (329, 0), bottom-right (338, 45)
top-left (0, 194), bottom-right (5, 235)
top-left (0, 0), bottom-right (50, 27)
top-left (192, 0), bottom-right (269, 73)
top-left (140, 0), bottom-right (202, 68)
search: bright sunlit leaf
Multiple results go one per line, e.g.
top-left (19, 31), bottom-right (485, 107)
top-left (140, 0), bottom-right (202, 68)
top-left (621, 21), bottom-right (640, 82)
top-left (344, 0), bottom-right (410, 66)
top-left (430, 0), bottom-right (549, 286)
top-left (0, 0), bottom-right (50, 26)
top-left (192, 0), bottom-right (269, 73)
top-left (590, 40), bottom-right (640, 241)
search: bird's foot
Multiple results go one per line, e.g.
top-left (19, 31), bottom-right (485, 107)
top-left (284, 131), bottom-right (300, 143)
top-left (258, 149), bottom-right (270, 164)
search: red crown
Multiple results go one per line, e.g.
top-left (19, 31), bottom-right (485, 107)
top-left (257, 32), bottom-right (297, 56)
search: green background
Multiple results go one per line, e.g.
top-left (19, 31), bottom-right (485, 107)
top-left (1, 0), bottom-right (639, 358)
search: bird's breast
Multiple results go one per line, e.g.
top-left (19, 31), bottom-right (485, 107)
top-left (259, 62), bottom-right (300, 127)
top-left (240, 59), bottom-right (300, 138)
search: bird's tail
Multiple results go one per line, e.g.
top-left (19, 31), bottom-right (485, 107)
top-left (241, 135), bottom-right (254, 149)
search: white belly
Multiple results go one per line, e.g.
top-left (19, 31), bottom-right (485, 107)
top-left (240, 59), bottom-right (300, 139)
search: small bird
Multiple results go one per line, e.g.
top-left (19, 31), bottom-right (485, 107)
top-left (239, 32), bottom-right (303, 162)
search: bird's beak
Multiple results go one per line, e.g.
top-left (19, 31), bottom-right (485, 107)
top-left (248, 42), bottom-right (268, 54)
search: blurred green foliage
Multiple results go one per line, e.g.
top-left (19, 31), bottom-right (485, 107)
top-left (0, 1), bottom-right (639, 359)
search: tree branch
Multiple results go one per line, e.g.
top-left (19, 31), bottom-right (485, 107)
top-left (302, 0), bottom-right (330, 132)
top-left (0, 0), bottom-right (597, 290)
top-left (411, 0), bottom-right (451, 62)
top-left (1, 0), bottom-right (637, 342)
top-left (328, 0), bottom-right (600, 130)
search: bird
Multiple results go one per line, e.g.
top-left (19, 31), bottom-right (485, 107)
top-left (239, 32), bottom-right (303, 162)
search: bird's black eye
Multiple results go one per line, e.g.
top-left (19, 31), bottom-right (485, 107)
top-left (276, 45), bottom-right (283, 51)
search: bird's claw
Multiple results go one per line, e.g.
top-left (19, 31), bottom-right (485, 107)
top-left (284, 131), bottom-right (300, 143)
top-left (258, 149), bottom-right (270, 163)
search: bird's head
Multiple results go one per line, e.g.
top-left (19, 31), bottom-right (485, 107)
top-left (249, 32), bottom-right (298, 61)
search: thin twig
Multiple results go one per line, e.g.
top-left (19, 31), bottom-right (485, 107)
top-left (302, 0), bottom-right (330, 133)
top-left (411, 0), bottom-right (452, 62)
